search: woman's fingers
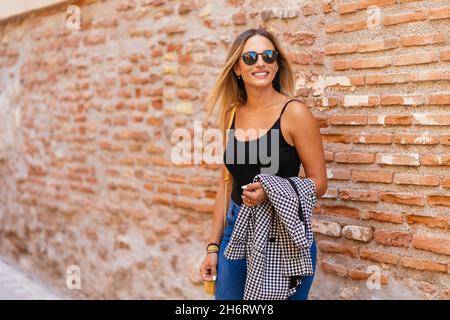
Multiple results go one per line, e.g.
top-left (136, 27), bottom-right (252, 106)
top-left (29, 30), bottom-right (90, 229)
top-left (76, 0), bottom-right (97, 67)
top-left (242, 189), bottom-right (257, 200)
top-left (200, 264), bottom-right (213, 281)
top-left (241, 195), bottom-right (253, 207)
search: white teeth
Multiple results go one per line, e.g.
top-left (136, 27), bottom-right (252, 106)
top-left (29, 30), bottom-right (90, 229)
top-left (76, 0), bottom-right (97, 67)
top-left (253, 72), bottom-right (268, 76)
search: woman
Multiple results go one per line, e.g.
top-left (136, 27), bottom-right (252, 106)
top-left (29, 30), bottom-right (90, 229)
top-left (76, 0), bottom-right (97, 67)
top-left (200, 28), bottom-right (328, 300)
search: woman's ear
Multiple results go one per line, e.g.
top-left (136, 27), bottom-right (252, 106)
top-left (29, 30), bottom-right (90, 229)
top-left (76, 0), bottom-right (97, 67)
top-left (233, 64), bottom-right (240, 77)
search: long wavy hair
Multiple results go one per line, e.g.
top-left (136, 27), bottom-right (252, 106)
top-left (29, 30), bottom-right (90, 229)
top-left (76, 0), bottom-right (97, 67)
top-left (204, 28), bottom-right (296, 147)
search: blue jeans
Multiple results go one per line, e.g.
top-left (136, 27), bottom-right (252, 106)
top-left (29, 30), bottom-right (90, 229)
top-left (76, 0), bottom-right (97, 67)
top-left (215, 198), bottom-right (317, 300)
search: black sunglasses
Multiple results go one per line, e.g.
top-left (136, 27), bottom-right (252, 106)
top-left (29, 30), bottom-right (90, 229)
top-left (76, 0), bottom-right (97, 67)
top-left (240, 49), bottom-right (279, 66)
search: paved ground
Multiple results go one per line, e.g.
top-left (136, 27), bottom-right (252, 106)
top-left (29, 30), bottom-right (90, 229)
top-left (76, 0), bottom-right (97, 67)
top-left (0, 257), bottom-right (65, 300)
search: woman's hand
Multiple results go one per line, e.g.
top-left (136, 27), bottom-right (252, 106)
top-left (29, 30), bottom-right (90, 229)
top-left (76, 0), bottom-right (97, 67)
top-left (241, 182), bottom-right (267, 207)
top-left (200, 252), bottom-right (218, 282)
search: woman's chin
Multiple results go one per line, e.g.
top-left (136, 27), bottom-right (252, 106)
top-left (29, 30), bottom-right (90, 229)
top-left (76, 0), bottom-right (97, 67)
top-left (246, 80), bottom-right (273, 88)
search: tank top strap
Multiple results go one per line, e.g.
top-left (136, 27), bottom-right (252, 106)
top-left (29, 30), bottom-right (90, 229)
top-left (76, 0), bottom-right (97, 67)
top-left (279, 98), bottom-right (302, 119)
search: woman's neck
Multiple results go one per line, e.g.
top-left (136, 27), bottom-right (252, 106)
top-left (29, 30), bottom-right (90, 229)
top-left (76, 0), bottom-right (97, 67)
top-left (244, 87), bottom-right (284, 111)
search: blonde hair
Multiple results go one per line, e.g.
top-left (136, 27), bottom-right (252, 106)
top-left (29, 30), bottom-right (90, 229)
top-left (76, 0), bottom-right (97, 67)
top-left (203, 28), bottom-right (296, 147)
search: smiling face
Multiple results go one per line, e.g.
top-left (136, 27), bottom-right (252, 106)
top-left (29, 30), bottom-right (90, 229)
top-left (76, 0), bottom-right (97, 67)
top-left (234, 34), bottom-right (279, 88)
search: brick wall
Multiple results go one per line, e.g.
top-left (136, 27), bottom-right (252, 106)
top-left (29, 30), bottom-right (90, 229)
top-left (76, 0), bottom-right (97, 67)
top-left (0, 0), bottom-right (448, 299)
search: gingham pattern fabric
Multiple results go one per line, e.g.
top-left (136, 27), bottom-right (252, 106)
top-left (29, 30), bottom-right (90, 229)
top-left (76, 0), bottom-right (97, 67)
top-left (223, 173), bottom-right (317, 300)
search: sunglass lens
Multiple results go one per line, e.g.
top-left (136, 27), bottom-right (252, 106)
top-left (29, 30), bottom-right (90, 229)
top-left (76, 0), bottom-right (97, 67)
top-left (263, 50), bottom-right (277, 63)
top-left (242, 52), bottom-right (257, 65)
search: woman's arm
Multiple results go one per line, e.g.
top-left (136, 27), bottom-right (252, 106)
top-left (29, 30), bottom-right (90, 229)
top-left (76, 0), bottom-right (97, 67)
top-left (286, 100), bottom-right (328, 198)
top-left (207, 169), bottom-right (232, 244)
top-left (207, 108), bottom-right (234, 244)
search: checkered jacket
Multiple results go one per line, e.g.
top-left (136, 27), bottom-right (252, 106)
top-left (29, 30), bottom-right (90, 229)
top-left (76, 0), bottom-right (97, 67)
top-left (223, 173), bottom-right (317, 300)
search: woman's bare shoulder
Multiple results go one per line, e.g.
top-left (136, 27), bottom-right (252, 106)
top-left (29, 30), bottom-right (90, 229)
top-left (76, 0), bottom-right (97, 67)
top-left (283, 99), bottom-right (318, 137)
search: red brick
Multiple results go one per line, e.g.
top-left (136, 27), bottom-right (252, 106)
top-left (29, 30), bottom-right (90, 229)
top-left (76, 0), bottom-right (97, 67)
top-left (412, 235), bottom-right (450, 256)
top-left (84, 31), bottom-right (106, 46)
top-left (156, 185), bottom-right (178, 195)
top-left (320, 261), bottom-right (347, 276)
top-left (160, 24), bottom-right (186, 35)
top-left (382, 11), bottom-right (427, 26)
top-left (332, 60), bottom-right (350, 71)
top-left (380, 192), bottom-right (425, 206)
top-left (359, 248), bottom-right (400, 264)
top-left (440, 136), bottom-right (450, 146)
top-left (178, 2), bottom-right (192, 15)
top-left (180, 187), bottom-right (203, 198)
top-left (374, 229), bottom-right (413, 247)
top-left (318, 240), bottom-right (359, 258)
top-left (406, 215), bottom-right (449, 229)
top-left (343, 20), bottom-right (368, 32)
top-left (335, 152), bottom-right (375, 164)
top-left (441, 50), bottom-right (450, 61)
top-left (384, 114), bottom-right (413, 125)
top-left (349, 75), bottom-right (365, 86)
top-left (381, 95), bottom-right (427, 106)
top-left (366, 73), bottom-right (412, 84)
top-left (357, 39), bottom-right (398, 52)
top-left (351, 170), bottom-right (393, 183)
top-left (428, 94), bottom-right (450, 105)
top-left (348, 268), bottom-right (389, 284)
top-left (321, 0), bottom-right (334, 13)
top-left (339, 189), bottom-right (379, 202)
top-left (361, 210), bottom-right (404, 224)
top-left (330, 114), bottom-right (367, 125)
top-left (322, 134), bottom-right (353, 144)
top-left (394, 174), bottom-right (441, 186)
top-left (284, 32), bottom-right (316, 45)
top-left (232, 12), bottom-right (247, 25)
top-left (302, 4), bottom-right (317, 16)
top-left (313, 51), bottom-right (324, 65)
top-left (427, 6), bottom-right (450, 20)
top-left (358, 0), bottom-right (396, 9)
top-left (442, 177), bottom-right (450, 188)
top-left (324, 43), bottom-right (357, 55)
top-left (287, 52), bottom-right (313, 65)
top-left (401, 257), bottom-right (447, 273)
top-left (338, 2), bottom-right (358, 14)
top-left (421, 155), bottom-right (450, 166)
top-left (351, 57), bottom-right (391, 69)
top-left (325, 22), bottom-right (343, 34)
top-left (327, 169), bottom-right (351, 180)
top-left (393, 52), bottom-right (438, 66)
top-left (323, 205), bottom-right (360, 219)
top-left (173, 199), bottom-right (213, 213)
top-left (166, 174), bottom-right (187, 184)
top-left (400, 33), bottom-right (446, 47)
top-left (427, 195), bottom-right (450, 207)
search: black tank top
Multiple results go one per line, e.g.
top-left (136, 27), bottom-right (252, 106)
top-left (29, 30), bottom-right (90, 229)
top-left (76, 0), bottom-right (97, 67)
top-left (223, 99), bottom-right (302, 206)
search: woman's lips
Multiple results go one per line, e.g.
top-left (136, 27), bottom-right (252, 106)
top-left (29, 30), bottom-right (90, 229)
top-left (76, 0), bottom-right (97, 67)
top-left (251, 71), bottom-right (269, 79)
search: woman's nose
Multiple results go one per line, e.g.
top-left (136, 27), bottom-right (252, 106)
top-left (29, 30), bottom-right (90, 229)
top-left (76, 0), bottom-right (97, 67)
top-left (256, 55), bottom-right (265, 66)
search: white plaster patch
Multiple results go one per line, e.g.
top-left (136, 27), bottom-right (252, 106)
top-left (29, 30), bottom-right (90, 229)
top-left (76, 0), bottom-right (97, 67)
top-left (326, 168), bottom-right (334, 178)
top-left (413, 114), bottom-right (440, 125)
top-left (380, 154), bottom-right (395, 164)
top-left (414, 132), bottom-right (433, 144)
top-left (376, 115), bottom-right (386, 124)
top-left (176, 102), bottom-right (194, 115)
top-left (344, 95), bottom-right (369, 107)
